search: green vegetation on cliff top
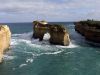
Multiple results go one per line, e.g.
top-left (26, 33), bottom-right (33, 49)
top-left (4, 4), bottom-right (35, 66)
top-left (79, 19), bottom-right (100, 29)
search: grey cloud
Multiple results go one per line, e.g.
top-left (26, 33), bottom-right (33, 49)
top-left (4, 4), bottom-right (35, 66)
top-left (0, 0), bottom-right (100, 22)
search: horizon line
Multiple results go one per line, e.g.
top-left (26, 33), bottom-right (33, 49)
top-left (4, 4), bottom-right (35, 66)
top-left (0, 21), bottom-right (77, 23)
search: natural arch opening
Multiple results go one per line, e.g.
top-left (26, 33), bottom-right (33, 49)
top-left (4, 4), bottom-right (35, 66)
top-left (43, 32), bottom-right (51, 40)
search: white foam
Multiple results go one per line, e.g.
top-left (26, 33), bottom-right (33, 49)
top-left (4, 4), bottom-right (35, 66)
top-left (12, 34), bottom-right (22, 37)
top-left (10, 32), bottom-right (79, 62)
top-left (19, 64), bottom-right (27, 68)
top-left (57, 42), bottom-right (78, 48)
top-left (32, 50), bottom-right (64, 57)
top-left (44, 50), bottom-right (63, 55)
top-left (3, 55), bottom-right (16, 60)
top-left (11, 39), bottom-right (18, 46)
top-left (26, 58), bottom-right (33, 63)
top-left (19, 32), bottom-right (33, 40)
top-left (66, 42), bottom-right (78, 48)
top-left (65, 51), bottom-right (74, 55)
top-left (11, 32), bottom-right (78, 49)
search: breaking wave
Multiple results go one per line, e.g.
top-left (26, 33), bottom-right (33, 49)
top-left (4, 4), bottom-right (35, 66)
top-left (19, 64), bottom-right (27, 68)
top-left (3, 55), bottom-right (16, 60)
top-left (5, 31), bottom-right (78, 64)
top-left (11, 32), bottom-right (78, 48)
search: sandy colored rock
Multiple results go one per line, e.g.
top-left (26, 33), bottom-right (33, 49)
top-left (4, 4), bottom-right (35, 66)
top-left (49, 25), bottom-right (70, 46)
top-left (0, 25), bottom-right (11, 63)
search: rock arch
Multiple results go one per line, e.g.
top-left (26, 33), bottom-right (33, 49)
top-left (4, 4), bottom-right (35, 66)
top-left (32, 20), bottom-right (70, 46)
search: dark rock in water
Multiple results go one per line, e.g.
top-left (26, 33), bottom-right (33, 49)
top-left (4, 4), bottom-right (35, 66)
top-left (32, 20), bottom-right (70, 46)
top-left (74, 19), bottom-right (100, 44)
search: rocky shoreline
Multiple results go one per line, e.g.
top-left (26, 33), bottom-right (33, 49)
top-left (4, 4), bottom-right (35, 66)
top-left (0, 19), bottom-right (100, 63)
top-left (74, 20), bottom-right (100, 44)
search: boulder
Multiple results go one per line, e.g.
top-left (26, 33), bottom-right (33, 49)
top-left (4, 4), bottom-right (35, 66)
top-left (0, 25), bottom-right (11, 63)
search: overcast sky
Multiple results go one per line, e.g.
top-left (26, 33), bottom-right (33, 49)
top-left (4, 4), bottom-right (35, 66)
top-left (0, 0), bottom-right (100, 22)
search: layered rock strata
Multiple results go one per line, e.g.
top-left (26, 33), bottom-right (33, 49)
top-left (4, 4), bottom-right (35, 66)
top-left (74, 20), bottom-right (100, 43)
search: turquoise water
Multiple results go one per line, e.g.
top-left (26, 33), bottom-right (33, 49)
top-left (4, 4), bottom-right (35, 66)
top-left (0, 22), bottom-right (100, 75)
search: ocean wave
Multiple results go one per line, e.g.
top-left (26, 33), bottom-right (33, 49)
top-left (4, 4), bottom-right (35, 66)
top-left (40, 50), bottom-right (63, 55)
top-left (57, 42), bottom-right (78, 48)
top-left (11, 32), bottom-right (78, 48)
top-left (12, 34), bottom-right (22, 37)
top-left (1, 31), bottom-right (80, 66)
top-left (9, 32), bottom-right (79, 62)
top-left (11, 39), bottom-right (19, 46)
top-left (19, 64), bottom-right (27, 68)
top-left (65, 51), bottom-right (74, 55)
top-left (3, 55), bottom-right (16, 60)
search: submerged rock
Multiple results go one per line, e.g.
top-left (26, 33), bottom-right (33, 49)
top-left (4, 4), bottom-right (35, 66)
top-left (0, 25), bottom-right (11, 63)
top-left (32, 20), bottom-right (70, 46)
top-left (74, 19), bottom-right (100, 43)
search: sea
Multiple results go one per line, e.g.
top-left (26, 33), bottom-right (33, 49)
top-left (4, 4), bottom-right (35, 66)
top-left (0, 22), bottom-right (100, 75)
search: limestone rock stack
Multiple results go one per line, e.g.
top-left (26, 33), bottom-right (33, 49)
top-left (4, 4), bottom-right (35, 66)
top-left (49, 25), bottom-right (70, 46)
top-left (32, 20), bottom-right (70, 46)
top-left (0, 25), bottom-right (11, 63)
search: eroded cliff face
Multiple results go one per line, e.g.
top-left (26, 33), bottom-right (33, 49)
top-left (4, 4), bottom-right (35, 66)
top-left (33, 21), bottom-right (48, 41)
top-left (84, 28), bottom-right (100, 43)
top-left (74, 20), bottom-right (100, 43)
top-left (0, 25), bottom-right (11, 63)
top-left (32, 20), bottom-right (70, 46)
top-left (49, 25), bottom-right (70, 46)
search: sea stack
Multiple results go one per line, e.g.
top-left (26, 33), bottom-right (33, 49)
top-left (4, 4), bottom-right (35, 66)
top-left (49, 25), bottom-right (70, 46)
top-left (0, 25), bottom-right (11, 63)
top-left (33, 20), bottom-right (48, 41)
top-left (32, 20), bottom-right (70, 46)
top-left (74, 19), bottom-right (100, 43)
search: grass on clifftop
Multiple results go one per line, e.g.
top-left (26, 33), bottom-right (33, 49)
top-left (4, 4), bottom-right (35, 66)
top-left (79, 19), bottom-right (100, 29)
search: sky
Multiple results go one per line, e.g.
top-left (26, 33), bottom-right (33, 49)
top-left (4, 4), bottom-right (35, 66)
top-left (0, 0), bottom-right (100, 22)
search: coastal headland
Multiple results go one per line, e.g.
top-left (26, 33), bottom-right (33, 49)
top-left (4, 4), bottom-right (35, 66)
top-left (74, 20), bottom-right (100, 44)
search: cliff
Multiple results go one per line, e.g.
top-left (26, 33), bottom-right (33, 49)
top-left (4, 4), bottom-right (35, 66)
top-left (0, 25), bottom-right (11, 63)
top-left (74, 20), bottom-right (100, 43)
top-left (32, 20), bottom-right (70, 46)
top-left (49, 25), bottom-right (70, 46)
